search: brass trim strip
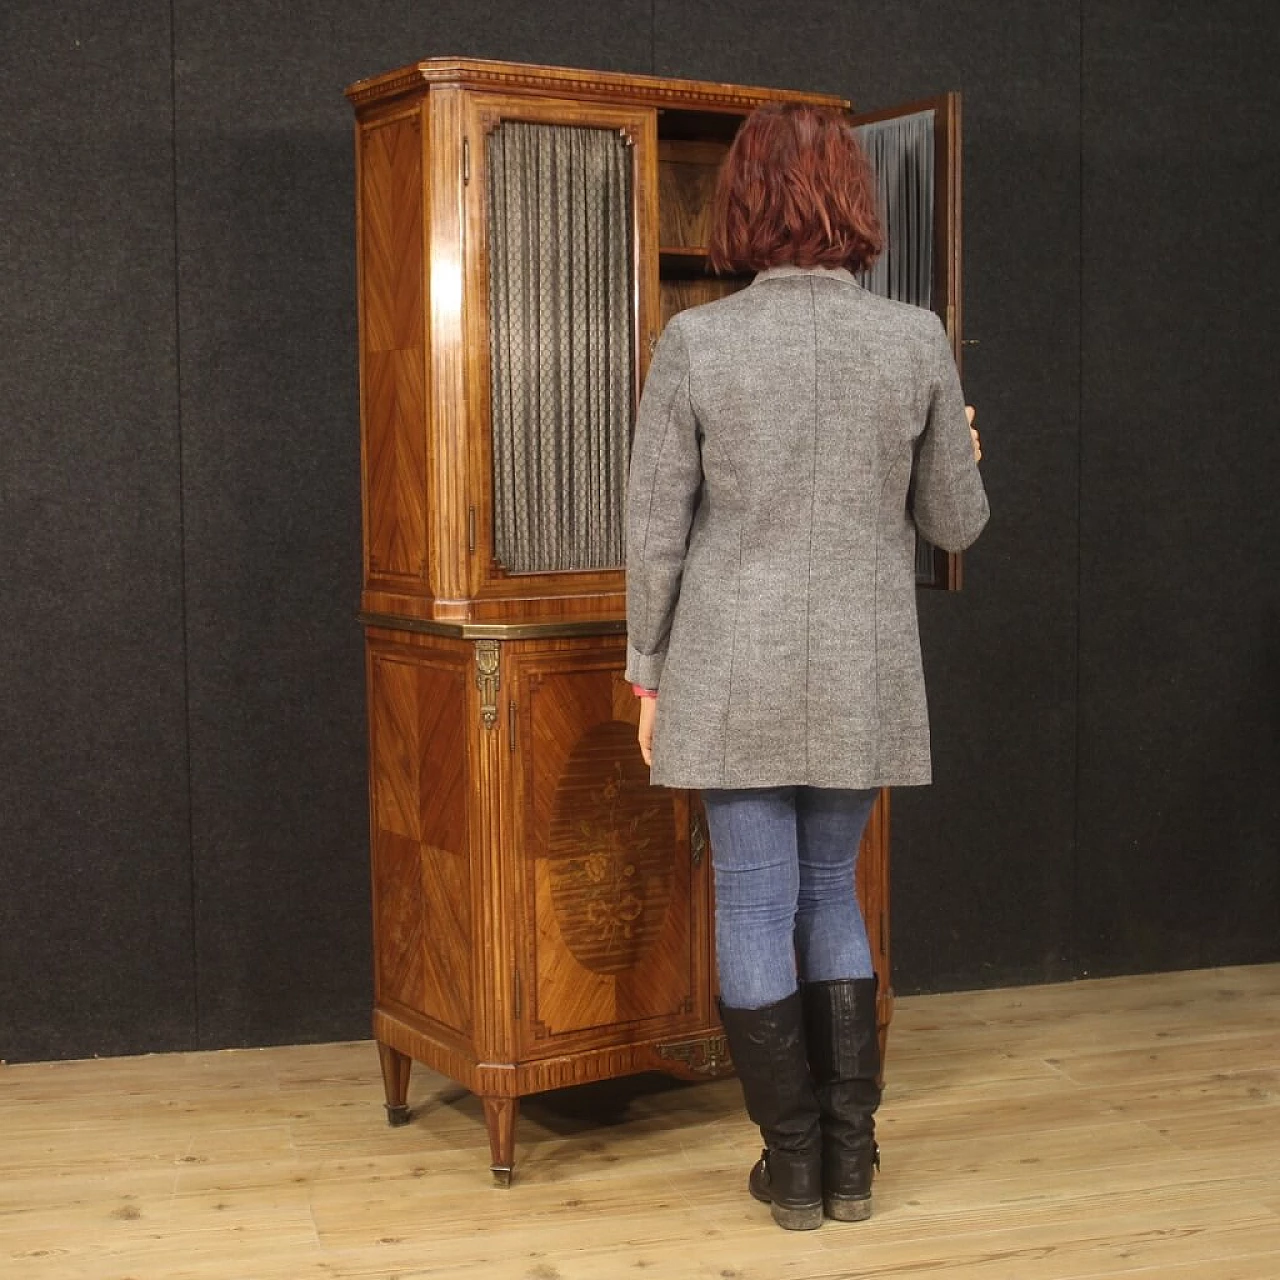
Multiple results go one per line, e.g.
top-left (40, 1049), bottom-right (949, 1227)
top-left (358, 611), bottom-right (627, 640)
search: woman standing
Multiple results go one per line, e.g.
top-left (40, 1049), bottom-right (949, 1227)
top-left (625, 104), bottom-right (988, 1231)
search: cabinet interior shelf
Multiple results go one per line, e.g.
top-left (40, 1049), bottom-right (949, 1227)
top-left (659, 246), bottom-right (751, 279)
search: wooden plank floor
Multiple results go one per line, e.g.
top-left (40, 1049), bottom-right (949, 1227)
top-left (3, 964), bottom-right (1278, 1280)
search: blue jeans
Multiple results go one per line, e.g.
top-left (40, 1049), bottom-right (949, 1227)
top-left (702, 786), bottom-right (878, 1009)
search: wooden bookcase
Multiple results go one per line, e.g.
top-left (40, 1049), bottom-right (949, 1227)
top-left (345, 57), bottom-right (959, 1183)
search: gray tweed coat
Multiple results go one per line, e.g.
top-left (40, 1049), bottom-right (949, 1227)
top-left (624, 265), bottom-right (989, 789)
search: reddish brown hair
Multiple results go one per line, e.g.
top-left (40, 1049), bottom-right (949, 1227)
top-left (707, 104), bottom-right (883, 275)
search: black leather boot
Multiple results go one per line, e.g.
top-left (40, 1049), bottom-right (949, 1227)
top-left (802, 977), bottom-right (882, 1221)
top-left (719, 991), bottom-right (823, 1231)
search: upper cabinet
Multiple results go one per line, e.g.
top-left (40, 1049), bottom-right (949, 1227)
top-left (345, 59), bottom-right (964, 625)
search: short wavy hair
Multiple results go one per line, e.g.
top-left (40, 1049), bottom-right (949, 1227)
top-left (708, 103), bottom-right (883, 276)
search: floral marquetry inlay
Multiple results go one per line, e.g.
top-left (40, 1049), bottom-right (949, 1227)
top-left (547, 722), bottom-right (675, 975)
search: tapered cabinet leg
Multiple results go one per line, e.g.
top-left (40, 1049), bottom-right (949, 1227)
top-left (377, 1041), bottom-right (413, 1126)
top-left (482, 1095), bottom-right (519, 1186)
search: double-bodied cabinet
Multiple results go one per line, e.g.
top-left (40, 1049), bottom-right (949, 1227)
top-left (345, 58), bottom-right (963, 1182)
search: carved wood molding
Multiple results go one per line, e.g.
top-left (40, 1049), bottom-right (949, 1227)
top-left (346, 58), bottom-right (850, 113)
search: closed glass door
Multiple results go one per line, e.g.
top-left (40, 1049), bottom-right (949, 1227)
top-left (466, 95), bottom-right (658, 592)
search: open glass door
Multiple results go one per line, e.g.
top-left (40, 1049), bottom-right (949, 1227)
top-left (851, 94), bottom-right (964, 590)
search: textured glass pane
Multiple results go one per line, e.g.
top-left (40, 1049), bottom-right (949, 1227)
top-left (855, 110), bottom-right (935, 310)
top-left (855, 111), bottom-right (943, 583)
top-left (486, 122), bottom-right (634, 574)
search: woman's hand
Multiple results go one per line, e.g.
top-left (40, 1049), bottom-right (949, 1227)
top-left (967, 405), bottom-right (982, 463)
top-left (638, 696), bottom-right (656, 766)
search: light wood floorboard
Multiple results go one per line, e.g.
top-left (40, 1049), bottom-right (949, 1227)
top-left (2, 964), bottom-right (1277, 1279)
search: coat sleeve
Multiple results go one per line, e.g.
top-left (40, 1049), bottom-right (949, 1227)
top-left (625, 317), bottom-right (702, 690)
top-left (910, 315), bottom-right (990, 553)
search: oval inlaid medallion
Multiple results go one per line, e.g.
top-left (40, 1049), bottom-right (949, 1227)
top-left (547, 720), bottom-right (676, 975)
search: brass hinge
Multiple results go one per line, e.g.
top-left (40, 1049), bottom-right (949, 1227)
top-left (513, 968), bottom-right (522, 1019)
top-left (462, 136), bottom-right (471, 185)
top-left (467, 505), bottom-right (476, 555)
top-left (508, 700), bottom-right (517, 752)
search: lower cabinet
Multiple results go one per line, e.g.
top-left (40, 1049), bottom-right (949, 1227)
top-left (364, 623), bottom-right (892, 1183)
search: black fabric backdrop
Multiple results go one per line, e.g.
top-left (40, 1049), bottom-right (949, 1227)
top-left (2, 1), bottom-right (1276, 1061)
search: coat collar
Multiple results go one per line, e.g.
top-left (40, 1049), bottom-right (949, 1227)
top-left (750, 264), bottom-right (858, 287)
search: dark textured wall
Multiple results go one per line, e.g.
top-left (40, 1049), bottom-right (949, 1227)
top-left (2, 2), bottom-right (1276, 1062)
top-left (1076, 1), bottom-right (1280, 974)
top-left (0, 3), bottom-right (195, 1060)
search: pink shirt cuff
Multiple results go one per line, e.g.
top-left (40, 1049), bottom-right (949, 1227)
top-left (632, 684), bottom-right (658, 699)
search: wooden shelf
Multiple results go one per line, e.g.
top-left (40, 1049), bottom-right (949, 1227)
top-left (659, 247), bottom-right (751, 280)
top-left (659, 246), bottom-right (710, 269)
